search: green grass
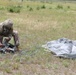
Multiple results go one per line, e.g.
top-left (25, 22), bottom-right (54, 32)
top-left (0, 0), bottom-right (76, 75)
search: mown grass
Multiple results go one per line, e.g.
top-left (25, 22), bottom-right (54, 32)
top-left (0, 0), bottom-right (76, 75)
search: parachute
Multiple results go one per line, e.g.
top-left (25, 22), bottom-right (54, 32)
top-left (42, 38), bottom-right (76, 58)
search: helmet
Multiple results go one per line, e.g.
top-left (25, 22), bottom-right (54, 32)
top-left (3, 19), bottom-right (13, 28)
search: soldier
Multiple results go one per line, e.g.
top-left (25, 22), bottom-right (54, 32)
top-left (0, 19), bottom-right (19, 51)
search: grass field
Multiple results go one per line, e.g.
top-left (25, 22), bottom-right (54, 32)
top-left (0, 0), bottom-right (76, 75)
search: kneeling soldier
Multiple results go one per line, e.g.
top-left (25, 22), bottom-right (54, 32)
top-left (0, 19), bottom-right (19, 51)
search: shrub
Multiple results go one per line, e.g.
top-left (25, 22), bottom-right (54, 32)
top-left (27, 5), bottom-right (29, 8)
top-left (8, 8), bottom-right (14, 13)
top-left (17, 5), bottom-right (22, 8)
top-left (29, 7), bottom-right (33, 11)
top-left (36, 7), bottom-right (40, 10)
top-left (0, 6), bottom-right (5, 10)
top-left (67, 6), bottom-right (70, 9)
top-left (56, 5), bottom-right (63, 9)
top-left (41, 5), bottom-right (46, 9)
top-left (7, 5), bottom-right (22, 13)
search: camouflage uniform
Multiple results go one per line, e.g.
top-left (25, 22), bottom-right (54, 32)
top-left (0, 19), bottom-right (19, 51)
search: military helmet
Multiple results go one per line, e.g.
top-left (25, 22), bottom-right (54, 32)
top-left (3, 19), bottom-right (13, 28)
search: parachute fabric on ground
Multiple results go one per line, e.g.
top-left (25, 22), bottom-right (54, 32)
top-left (42, 38), bottom-right (76, 58)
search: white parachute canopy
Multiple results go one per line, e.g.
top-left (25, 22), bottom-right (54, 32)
top-left (42, 38), bottom-right (76, 58)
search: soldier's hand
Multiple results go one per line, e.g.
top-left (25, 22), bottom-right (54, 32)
top-left (0, 43), bottom-right (5, 47)
top-left (5, 37), bottom-right (11, 42)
